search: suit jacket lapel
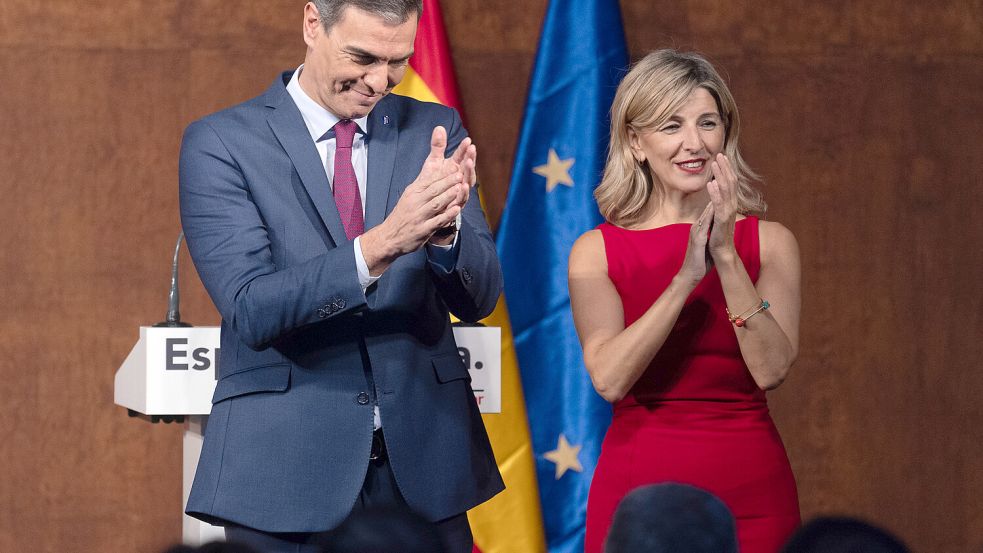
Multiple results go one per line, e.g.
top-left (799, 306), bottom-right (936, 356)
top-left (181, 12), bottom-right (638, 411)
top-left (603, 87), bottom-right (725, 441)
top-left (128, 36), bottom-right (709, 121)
top-left (264, 76), bottom-right (347, 246)
top-left (365, 99), bottom-right (399, 231)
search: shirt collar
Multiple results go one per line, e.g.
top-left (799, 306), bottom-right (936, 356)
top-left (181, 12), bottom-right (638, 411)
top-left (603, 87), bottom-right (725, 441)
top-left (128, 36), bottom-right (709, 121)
top-left (286, 65), bottom-right (368, 143)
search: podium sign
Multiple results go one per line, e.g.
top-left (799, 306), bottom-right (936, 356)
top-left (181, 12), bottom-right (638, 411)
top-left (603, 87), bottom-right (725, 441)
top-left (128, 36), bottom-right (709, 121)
top-left (114, 327), bottom-right (220, 415)
top-left (454, 326), bottom-right (501, 413)
top-left (115, 325), bottom-right (501, 415)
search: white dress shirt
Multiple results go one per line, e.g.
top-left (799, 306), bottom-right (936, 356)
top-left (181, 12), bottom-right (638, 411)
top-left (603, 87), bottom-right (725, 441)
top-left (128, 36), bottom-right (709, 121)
top-left (285, 66), bottom-right (458, 293)
top-left (285, 66), bottom-right (461, 429)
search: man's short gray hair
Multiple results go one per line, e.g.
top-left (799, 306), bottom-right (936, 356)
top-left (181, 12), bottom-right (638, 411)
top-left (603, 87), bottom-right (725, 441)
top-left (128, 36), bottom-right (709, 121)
top-left (312, 0), bottom-right (423, 32)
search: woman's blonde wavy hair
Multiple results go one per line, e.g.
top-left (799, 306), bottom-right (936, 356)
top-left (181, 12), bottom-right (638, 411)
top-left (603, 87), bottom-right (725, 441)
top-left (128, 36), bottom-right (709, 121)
top-left (595, 49), bottom-right (765, 227)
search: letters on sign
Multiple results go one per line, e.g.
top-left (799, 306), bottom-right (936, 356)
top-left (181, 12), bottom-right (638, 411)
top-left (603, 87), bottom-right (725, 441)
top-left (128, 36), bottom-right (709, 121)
top-left (165, 338), bottom-right (219, 377)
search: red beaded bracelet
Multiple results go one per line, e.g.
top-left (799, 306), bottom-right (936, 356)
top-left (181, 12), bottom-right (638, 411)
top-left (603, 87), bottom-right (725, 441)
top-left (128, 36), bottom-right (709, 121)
top-left (726, 299), bottom-right (770, 328)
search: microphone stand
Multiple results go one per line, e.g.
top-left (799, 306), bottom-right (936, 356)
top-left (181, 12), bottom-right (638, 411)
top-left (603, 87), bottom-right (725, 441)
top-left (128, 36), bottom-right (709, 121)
top-left (154, 231), bottom-right (192, 328)
top-left (131, 232), bottom-right (193, 423)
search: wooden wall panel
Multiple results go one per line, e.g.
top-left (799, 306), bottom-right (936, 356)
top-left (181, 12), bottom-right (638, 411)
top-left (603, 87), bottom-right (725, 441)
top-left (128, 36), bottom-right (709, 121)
top-left (0, 1), bottom-right (980, 552)
top-left (0, 45), bottom-right (191, 552)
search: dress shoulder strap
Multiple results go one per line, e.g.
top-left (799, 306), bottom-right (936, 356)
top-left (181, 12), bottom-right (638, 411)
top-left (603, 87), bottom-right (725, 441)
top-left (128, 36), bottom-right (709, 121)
top-left (735, 216), bottom-right (761, 283)
top-left (596, 222), bottom-right (622, 283)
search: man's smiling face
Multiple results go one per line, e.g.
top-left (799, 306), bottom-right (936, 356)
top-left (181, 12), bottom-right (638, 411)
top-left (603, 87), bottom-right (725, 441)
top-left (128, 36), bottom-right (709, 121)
top-left (300, 4), bottom-right (418, 119)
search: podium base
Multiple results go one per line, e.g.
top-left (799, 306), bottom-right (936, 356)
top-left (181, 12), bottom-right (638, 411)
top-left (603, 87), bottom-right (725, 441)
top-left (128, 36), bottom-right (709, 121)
top-left (183, 416), bottom-right (226, 544)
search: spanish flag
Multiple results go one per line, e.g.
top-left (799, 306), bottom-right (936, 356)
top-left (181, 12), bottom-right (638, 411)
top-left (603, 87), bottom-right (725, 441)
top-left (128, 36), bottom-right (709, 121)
top-left (393, 1), bottom-right (547, 552)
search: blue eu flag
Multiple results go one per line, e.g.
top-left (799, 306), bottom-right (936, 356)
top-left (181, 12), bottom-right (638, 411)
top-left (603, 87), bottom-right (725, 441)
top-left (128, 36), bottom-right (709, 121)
top-left (495, 1), bottom-right (628, 552)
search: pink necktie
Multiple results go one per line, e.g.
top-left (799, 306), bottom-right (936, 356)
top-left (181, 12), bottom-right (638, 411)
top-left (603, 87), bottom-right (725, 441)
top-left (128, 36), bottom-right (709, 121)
top-left (332, 120), bottom-right (363, 241)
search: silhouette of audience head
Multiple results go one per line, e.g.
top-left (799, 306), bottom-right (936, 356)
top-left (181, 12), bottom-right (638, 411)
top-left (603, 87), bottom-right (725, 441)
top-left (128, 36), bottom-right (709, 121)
top-left (604, 482), bottom-right (737, 553)
top-left (781, 516), bottom-right (910, 553)
top-left (315, 506), bottom-right (447, 553)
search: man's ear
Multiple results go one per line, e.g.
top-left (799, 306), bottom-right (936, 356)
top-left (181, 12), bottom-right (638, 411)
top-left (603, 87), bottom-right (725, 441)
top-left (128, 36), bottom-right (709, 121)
top-left (302, 2), bottom-right (322, 48)
top-left (627, 127), bottom-right (645, 163)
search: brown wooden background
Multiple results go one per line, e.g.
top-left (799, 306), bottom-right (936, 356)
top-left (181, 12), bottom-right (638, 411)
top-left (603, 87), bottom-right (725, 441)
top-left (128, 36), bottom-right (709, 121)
top-left (1, 1), bottom-right (980, 551)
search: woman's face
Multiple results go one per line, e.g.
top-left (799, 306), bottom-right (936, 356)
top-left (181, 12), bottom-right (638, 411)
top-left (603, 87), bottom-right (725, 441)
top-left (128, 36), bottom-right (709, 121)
top-left (629, 87), bottom-right (725, 196)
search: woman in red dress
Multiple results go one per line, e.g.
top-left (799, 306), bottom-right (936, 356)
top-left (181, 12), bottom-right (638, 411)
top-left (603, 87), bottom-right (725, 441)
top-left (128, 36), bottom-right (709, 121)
top-left (570, 49), bottom-right (801, 553)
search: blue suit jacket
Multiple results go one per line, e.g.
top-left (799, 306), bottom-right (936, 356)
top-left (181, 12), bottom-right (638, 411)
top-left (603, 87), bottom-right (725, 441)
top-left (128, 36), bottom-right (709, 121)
top-left (179, 71), bottom-right (504, 532)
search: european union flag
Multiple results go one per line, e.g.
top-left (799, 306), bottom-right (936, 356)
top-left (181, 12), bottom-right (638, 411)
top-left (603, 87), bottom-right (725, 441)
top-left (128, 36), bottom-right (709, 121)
top-left (495, 1), bottom-right (628, 552)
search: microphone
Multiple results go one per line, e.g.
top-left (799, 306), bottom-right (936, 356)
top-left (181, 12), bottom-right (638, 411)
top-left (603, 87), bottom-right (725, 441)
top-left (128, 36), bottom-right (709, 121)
top-left (153, 231), bottom-right (192, 328)
top-left (131, 232), bottom-right (194, 423)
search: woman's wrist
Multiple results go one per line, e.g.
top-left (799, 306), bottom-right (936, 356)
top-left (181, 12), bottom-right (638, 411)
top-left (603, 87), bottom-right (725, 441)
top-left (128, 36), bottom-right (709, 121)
top-left (710, 243), bottom-right (738, 264)
top-left (671, 273), bottom-right (701, 294)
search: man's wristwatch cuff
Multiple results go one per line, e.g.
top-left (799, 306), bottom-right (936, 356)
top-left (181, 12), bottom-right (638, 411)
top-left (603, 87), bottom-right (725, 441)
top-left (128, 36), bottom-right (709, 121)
top-left (433, 212), bottom-right (462, 238)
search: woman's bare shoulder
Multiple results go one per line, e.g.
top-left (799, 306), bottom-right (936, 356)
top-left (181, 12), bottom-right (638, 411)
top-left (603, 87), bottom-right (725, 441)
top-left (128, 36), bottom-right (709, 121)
top-left (569, 229), bottom-right (608, 273)
top-left (758, 219), bottom-right (800, 266)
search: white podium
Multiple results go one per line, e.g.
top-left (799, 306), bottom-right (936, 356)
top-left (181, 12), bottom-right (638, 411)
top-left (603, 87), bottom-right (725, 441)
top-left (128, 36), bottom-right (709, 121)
top-left (115, 326), bottom-right (226, 544)
top-left (115, 325), bottom-right (500, 545)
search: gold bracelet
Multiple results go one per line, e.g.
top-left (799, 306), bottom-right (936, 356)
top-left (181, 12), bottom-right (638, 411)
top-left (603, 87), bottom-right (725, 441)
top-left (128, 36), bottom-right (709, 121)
top-left (725, 299), bottom-right (770, 328)
top-left (725, 300), bottom-right (759, 322)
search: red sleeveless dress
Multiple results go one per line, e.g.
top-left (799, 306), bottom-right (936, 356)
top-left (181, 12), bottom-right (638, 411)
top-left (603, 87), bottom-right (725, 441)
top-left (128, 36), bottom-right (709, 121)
top-left (584, 217), bottom-right (799, 553)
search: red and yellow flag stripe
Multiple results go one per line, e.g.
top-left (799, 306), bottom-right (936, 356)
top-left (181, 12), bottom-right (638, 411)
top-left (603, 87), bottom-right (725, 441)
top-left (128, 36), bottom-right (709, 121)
top-left (393, 2), bottom-right (546, 552)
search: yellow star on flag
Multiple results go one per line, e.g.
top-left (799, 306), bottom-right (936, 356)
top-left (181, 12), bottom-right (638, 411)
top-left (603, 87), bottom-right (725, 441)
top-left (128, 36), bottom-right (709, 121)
top-left (533, 148), bottom-right (575, 192)
top-left (543, 433), bottom-right (583, 479)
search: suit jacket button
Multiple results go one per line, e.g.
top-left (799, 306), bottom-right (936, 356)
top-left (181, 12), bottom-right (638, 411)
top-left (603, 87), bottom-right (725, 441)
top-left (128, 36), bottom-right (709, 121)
top-left (462, 268), bottom-right (473, 283)
top-left (317, 308), bottom-right (327, 319)
top-left (356, 392), bottom-right (370, 405)
top-left (336, 298), bottom-right (346, 309)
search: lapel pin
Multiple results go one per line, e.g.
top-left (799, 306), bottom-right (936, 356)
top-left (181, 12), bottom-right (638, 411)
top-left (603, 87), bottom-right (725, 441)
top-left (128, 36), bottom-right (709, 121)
top-left (383, 115), bottom-right (390, 125)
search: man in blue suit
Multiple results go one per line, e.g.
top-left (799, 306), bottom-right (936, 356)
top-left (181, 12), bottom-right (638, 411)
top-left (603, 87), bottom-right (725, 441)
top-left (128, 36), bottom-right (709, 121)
top-left (178, 1), bottom-right (504, 551)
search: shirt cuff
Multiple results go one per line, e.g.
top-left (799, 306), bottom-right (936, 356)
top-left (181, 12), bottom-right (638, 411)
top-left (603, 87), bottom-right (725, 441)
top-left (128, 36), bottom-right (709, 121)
top-left (426, 229), bottom-right (461, 274)
top-left (354, 236), bottom-right (380, 292)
